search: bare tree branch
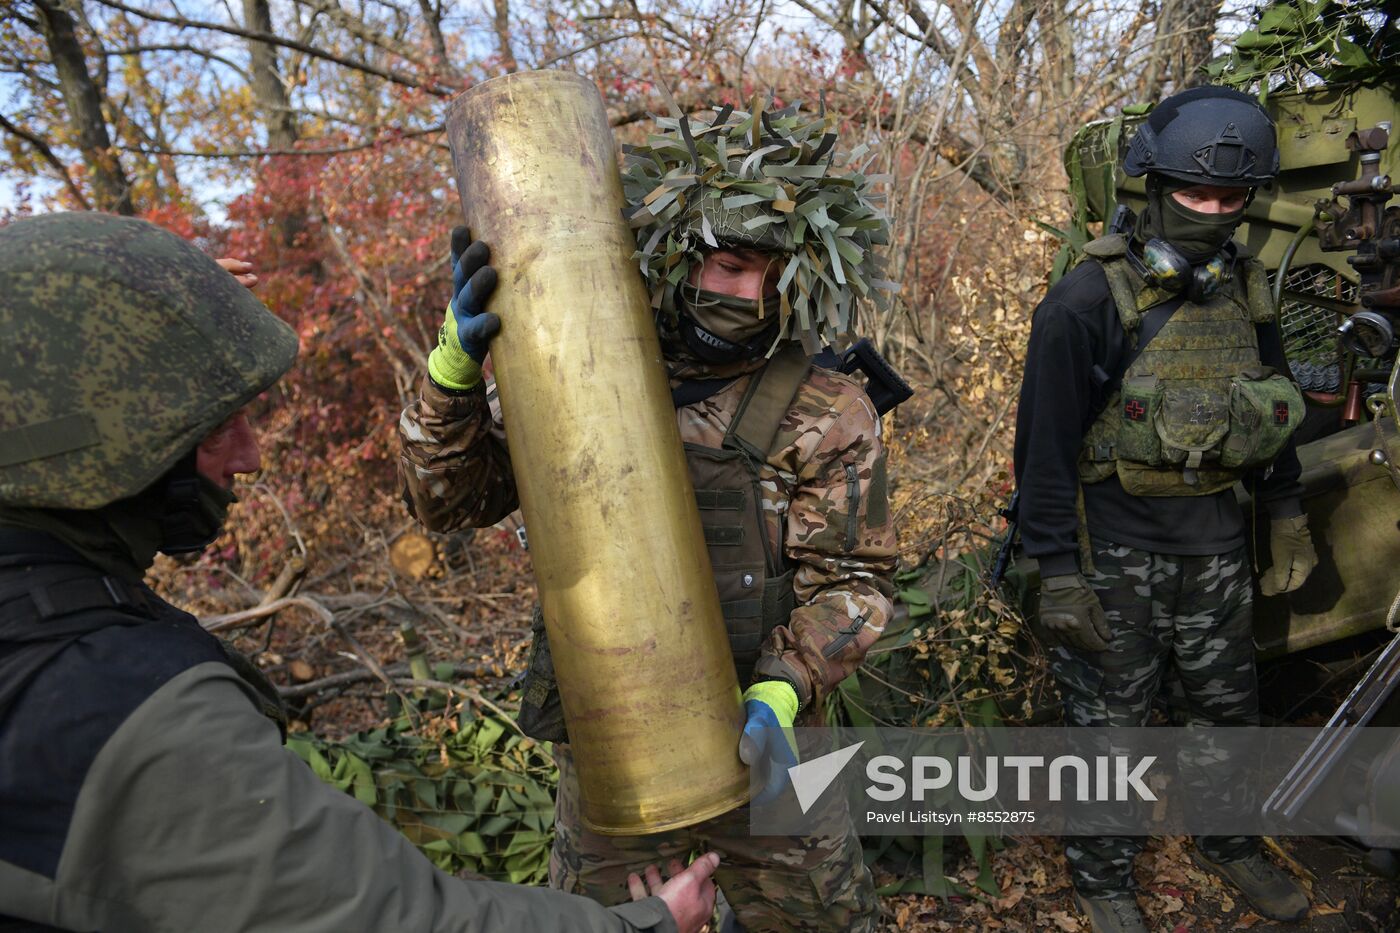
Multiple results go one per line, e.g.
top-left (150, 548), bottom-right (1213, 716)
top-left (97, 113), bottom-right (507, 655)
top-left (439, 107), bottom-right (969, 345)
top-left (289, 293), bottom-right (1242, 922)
top-left (91, 0), bottom-right (457, 96)
top-left (104, 42), bottom-right (252, 80)
top-left (34, 0), bottom-right (135, 213)
top-left (0, 111), bottom-right (93, 209)
top-left (492, 0), bottom-right (520, 74)
top-left (415, 0), bottom-right (453, 76)
top-left (536, 31), bottom-right (640, 69)
top-left (293, 0), bottom-right (433, 71)
top-left (114, 123), bottom-right (444, 158)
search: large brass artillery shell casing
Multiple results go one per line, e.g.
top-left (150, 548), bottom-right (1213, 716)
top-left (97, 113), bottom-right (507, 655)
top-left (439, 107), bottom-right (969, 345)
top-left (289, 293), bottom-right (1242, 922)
top-left (445, 71), bottom-right (748, 835)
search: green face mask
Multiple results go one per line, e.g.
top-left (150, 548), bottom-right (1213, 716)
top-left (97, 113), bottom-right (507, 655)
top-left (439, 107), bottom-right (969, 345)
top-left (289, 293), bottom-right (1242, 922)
top-left (1138, 181), bottom-right (1246, 262)
top-left (1159, 194), bottom-right (1244, 261)
top-left (682, 285), bottom-right (778, 344)
top-left (675, 283), bottom-right (781, 364)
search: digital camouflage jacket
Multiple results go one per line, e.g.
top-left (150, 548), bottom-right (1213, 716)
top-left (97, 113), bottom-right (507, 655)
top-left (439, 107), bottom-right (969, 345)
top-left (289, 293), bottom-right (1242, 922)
top-left (398, 358), bottom-right (897, 711)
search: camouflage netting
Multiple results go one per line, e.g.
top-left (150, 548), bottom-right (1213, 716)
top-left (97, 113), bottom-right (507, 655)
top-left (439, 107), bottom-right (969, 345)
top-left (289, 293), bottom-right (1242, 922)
top-left (621, 100), bottom-right (897, 353)
top-left (1206, 0), bottom-right (1398, 93)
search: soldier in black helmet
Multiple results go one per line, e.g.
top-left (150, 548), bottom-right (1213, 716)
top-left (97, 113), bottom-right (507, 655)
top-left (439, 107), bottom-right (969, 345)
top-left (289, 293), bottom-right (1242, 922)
top-left (0, 212), bottom-right (720, 933)
top-left (1014, 87), bottom-right (1315, 931)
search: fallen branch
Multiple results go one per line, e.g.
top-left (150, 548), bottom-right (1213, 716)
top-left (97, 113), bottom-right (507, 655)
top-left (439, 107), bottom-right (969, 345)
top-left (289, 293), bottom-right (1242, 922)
top-left (259, 554), bottom-right (308, 606)
top-left (278, 662), bottom-right (494, 699)
top-left (397, 678), bottom-right (528, 737)
top-left (329, 619), bottom-right (396, 691)
top-left (202, 594), bottom-right (333, 632)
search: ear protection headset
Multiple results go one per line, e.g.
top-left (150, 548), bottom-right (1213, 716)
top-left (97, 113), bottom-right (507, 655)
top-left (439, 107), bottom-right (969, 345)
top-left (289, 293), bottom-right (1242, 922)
top-left (1125, 238), bottom-right (1234, 303)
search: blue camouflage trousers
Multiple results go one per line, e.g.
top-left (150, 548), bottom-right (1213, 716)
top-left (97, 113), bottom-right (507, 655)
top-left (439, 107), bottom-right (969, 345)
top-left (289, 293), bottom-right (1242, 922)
top-left (1048, 540), bottom-right (1260, 897)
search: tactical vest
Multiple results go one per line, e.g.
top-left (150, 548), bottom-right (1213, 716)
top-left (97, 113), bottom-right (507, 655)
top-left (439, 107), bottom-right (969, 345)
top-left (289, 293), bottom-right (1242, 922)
top-left (0, 531), bottom-right (288, 734)
top-left (517, 346), bottom-right (809, 744)
top-left (1077, 234), bottom-right (1304, 497)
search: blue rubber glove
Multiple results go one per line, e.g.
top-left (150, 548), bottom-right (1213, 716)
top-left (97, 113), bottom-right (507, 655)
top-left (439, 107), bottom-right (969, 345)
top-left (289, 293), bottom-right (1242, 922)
top-left (738, 680), bottom-right (800, 806)
top-left (427, 225), bottom-right (500, 390)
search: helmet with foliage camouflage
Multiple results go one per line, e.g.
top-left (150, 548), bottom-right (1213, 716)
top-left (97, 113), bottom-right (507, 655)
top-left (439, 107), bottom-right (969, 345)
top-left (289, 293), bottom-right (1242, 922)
top-left (0, 212), bottom-right (299, 509)
top-left (621, 99), bottom-right (895, 353)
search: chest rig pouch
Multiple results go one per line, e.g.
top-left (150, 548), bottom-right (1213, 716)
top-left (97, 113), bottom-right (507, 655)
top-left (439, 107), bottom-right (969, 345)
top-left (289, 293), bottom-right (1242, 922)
top-left (1077, 235), bottom-right (1304, 497)
top-left (517, 346), bottom-right (810, 744)
top-left (685, 344), bottom-right (808, 683)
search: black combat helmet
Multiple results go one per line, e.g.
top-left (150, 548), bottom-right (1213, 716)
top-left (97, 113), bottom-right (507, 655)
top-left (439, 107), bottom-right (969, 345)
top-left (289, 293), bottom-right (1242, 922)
top-left (1124, 86), bottom-right (1280, 187)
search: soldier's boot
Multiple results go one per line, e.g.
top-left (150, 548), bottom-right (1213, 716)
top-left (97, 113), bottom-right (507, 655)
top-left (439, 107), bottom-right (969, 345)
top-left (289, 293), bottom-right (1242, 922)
top-left (1193, 851), bottom-right (1309, 922)
top-left (1072, 891), bottom-right (1148, 933)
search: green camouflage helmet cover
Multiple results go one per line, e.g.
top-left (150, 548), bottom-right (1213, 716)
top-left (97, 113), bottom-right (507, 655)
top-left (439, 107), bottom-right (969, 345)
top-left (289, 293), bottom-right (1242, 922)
top-left (621, 100), bottom-right (896, 353)
top-left (0, 212), bottom-right (299, 509)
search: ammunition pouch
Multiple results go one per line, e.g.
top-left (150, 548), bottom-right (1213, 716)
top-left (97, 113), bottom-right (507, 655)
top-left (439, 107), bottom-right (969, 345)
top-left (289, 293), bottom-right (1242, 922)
top-left (1077, 243), bottom-right (1302, 497)
top-left (686, 442), bottom-right (799, 681)
top-left (1221, 367), bottom-right (1304, 468)
top-left (1090, 368), bottom-right (1304, 495)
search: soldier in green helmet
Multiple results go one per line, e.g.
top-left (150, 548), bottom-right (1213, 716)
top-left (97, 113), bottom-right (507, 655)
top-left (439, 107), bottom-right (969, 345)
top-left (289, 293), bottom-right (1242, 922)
top-left (0, 212), bottom-right (723, 933)
top-left (1014, 87), bottom-right (1316, 932)
top-left (400, 103), bottom-right (899, 931)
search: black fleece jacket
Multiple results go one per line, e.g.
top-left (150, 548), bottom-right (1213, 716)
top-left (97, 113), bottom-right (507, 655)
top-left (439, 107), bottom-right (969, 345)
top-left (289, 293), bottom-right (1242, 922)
top-left (1013, 259), bottom-right (1305, 578)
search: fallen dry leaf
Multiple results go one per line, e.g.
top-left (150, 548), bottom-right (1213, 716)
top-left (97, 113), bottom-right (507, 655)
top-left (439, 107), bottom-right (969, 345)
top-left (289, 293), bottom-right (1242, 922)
top-left (1045, 910), bottom-right (1082, 931)
top-left (1184, 866), bottom-right (1216, 888)
top-left (1156, 894), bottom-right (1184, 914)
top-left (992, 884), bottom-right (1026, 912)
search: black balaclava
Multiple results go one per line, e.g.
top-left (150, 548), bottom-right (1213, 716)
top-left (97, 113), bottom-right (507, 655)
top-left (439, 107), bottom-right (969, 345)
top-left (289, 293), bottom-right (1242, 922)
top-left (1136, 176), bottom-right (1246, 263)
top-left (0, 452), bottom-right (236, 582)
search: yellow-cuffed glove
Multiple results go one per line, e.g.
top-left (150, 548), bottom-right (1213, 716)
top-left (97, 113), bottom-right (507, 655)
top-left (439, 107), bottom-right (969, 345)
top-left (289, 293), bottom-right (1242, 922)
top-left (427, 226), bottom-right (499, 391)
top-left (738, 680), bottom-right (800, 805)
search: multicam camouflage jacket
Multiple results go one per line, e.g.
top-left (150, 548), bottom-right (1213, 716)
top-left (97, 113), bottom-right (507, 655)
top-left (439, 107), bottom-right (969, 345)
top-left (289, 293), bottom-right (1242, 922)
top-left (398, 358), bottom-right (897, 711)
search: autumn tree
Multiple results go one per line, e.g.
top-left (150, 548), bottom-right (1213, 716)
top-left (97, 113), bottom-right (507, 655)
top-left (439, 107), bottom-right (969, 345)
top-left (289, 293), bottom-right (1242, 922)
top-left (0, 0), bottom-right (1261, 713)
